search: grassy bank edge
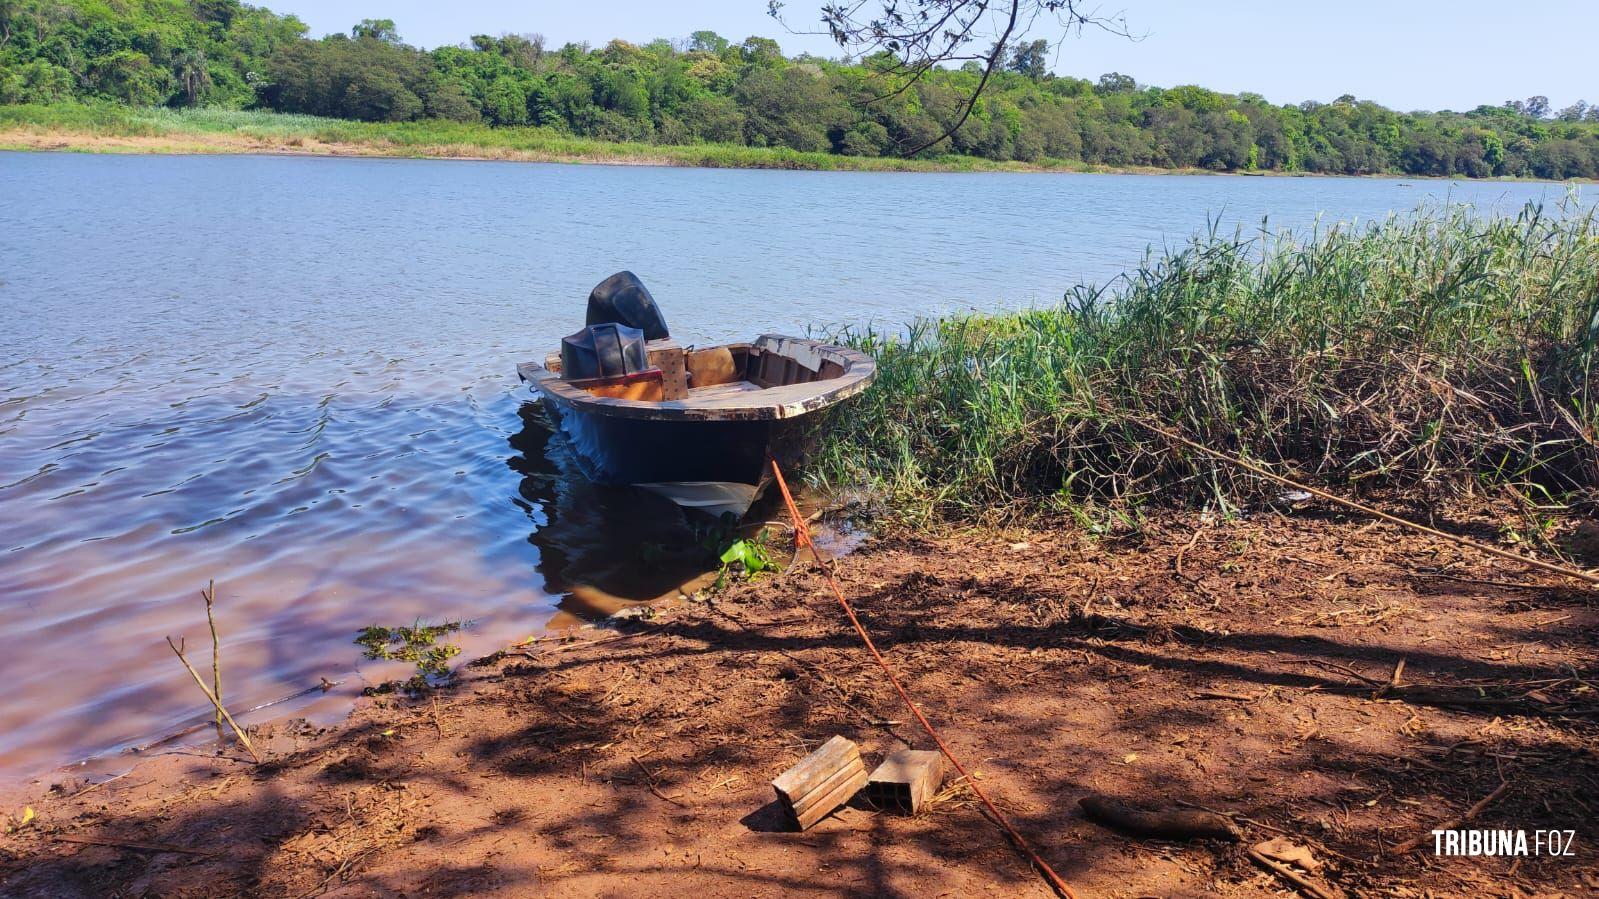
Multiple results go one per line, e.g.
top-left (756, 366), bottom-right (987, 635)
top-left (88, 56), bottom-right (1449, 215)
top-left (0, 103), bottom-right (1102, 173)
top-left (808, 201), bottom-right (1599, 527)
top-left (1, 103), bottom-right (1582, 180)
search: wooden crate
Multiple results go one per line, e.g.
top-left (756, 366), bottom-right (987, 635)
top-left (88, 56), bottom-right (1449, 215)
top-left (865, 749), bottom-right (943, 814)
top-left (771, 736), bottom-right (868, 831)
top-left (646, 338), bottom-right (689, 399)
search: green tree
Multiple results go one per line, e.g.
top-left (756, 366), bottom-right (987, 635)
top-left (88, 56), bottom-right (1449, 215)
top-left (688, 30), bottom-right (728, 53)
top-left (173, 48), bottom-right (212, 106)
top-left (1482, 130), bottom-right (1506, 172)
top-left (739, 36), bottom-right (783, 67)
top-left (423, 74), bottom-right (479, 121)
top-left (1007, 39), bottom-right (1048, 79)
top-left (839, 120), bottom-right (889, 155)
top-left (352, 19), bottom-right (401, 44)
top-left (1097, 72), bottom-right (1137, 93)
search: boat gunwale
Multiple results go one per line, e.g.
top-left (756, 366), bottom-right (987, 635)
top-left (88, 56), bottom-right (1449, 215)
top-left (518, 335), bottom-right (876, 422)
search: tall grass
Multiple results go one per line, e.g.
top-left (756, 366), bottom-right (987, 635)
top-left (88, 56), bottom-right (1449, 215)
top-left (814, 201), bottom-right (1599, 524)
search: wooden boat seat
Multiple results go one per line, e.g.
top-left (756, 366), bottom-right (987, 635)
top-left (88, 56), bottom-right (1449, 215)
top-left (687, 379), bottom-right (764, 401)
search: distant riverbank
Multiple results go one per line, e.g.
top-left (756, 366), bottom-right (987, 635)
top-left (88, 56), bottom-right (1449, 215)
top-left (0, 104), bottom-right (1126, 173)
top-left (9, 103), bottom-right (1573, 180)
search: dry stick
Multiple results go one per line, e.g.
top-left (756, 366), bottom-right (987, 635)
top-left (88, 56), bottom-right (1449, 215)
top-left (165, 637), bottom-right (262, 764)
top-left (1390, 779), bottom-right (1513, 854)
top-left (1174, 520), bottom-right (1206, 581)
top-left (522, 626), bottom-right (664, 656)
top-left (630, 757), bottom-right (687, 807)
top-left (1130, 417), bottom-right (1599, 588)
top-left (1189, 689), bottom-right (1259, 702)
top-left (1374, 658), bottom-right (1407, 700)
top-left (55, 835), bottom-right (217, 857)
top-left (1246, 846), bottom-right (1338, 899)
top-left (202, 580), bottom-right (223, 744)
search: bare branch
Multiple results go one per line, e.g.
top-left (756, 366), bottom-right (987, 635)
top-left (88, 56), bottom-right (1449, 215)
top-left (902, 0), bottom-right (1020, 156)
top-left (771, 0), bottom-right (1133, 157)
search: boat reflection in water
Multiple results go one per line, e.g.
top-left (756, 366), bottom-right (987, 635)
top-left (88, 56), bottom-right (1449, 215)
top-left (507, 401), bottom-right (728, 628)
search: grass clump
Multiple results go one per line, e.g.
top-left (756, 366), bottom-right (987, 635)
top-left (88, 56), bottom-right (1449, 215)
top-left (813, 200), bottom-right (1599, 525)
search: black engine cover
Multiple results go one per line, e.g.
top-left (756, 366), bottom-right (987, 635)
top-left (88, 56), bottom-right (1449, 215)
top-left (586, 271), bottom-right (670, 341)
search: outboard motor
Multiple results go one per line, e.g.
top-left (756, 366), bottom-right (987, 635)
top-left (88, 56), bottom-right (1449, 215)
top-left (560, 322), bottom-right (649, 382)
top-left (586, 271), bottom-right (669, 340)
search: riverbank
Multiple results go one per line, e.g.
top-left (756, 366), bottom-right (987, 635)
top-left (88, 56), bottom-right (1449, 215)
top-left (2, 507), bottom-right (1595, 897)
top-left (0, 104), bottom-right (1114, 173)
top-left (3, 104), bottom-right (1575, 181)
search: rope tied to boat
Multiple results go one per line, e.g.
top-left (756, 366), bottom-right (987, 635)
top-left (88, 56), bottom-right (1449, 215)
top-left (766, 456), bottom-right (1081, 899)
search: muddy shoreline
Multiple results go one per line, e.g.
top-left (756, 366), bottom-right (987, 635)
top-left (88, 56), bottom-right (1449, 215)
top-left (2, 509), bottom-right (1596, 897)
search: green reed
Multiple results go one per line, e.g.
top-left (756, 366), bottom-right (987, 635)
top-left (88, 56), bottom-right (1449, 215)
top-left (813, 200), bottom-right (1599, 524)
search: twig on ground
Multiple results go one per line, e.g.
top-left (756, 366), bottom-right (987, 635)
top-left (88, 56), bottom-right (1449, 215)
top-left (294, 846), bottom-right (377, 899)
top-left (631, 756), bottom-right (687, 807)
top-left (1247, 845), bottom-right (1338, 899)
top-left (55, 835), bottom-right (216, 857)
top-left (1174, 521), bottom-right (1206, 581)
top-left (1390, 779), bottom-right (1513, 854)
top-left (1130, 416), bottom-right (1599, 588)
top-left (56, 771), bottom-right (137, 800)
top-left (1300, 659), bottom-right (1386, 688)
top-left (531, 626), bottom-right (664, 655)
top-left (1374, 658), bottom-right (1406, 700)
top-left (1189, 689), bottom-right (1259, 702)
top-left (1410, 571), bottom-right (1550, 591)
top-left (1174, 800), bottom-right (1362, 864)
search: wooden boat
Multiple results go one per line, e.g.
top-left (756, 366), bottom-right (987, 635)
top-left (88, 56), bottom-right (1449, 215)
top-left (518, 334), bottom-right (875, 516)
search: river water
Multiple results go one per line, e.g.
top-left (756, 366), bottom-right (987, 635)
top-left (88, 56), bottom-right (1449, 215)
top-left (0, 150), bottom-right (1582, 784)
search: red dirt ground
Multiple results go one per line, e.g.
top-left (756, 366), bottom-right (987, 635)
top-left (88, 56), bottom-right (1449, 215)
top-left (2, 508), bottom-right (1596, 897)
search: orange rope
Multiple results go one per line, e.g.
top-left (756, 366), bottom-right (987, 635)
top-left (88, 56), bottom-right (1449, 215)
top-left (767, 457), bottom-right (1080, 899)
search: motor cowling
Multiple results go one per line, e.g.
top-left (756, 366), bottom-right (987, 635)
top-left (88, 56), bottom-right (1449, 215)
top-left (560, 322), bottom-right (649, 382)
top-left (586, 271), bottom-right (669, 341)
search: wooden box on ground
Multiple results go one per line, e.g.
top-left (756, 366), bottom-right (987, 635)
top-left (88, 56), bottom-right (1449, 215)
top-left (865, 749), bottom-right (943, 814)
top-left (772, 735), bottom-right (868, 831)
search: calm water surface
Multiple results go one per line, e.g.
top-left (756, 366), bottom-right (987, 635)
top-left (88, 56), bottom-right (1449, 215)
top-left (0, 151), bottom-right (1582, 783)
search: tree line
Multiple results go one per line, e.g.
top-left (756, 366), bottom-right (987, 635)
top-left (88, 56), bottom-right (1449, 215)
top-left (3, 1), bottom-right (1597, 179)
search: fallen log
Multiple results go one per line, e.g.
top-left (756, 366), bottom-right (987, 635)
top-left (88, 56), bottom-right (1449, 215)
top-left (1078, 794), bottom-right (1243, 841)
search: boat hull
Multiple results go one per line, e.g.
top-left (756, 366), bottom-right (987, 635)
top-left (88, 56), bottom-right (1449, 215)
top-left (519, 334), bottom-right (873, 517)
top-left (542, 398), bottom-right (815, 516)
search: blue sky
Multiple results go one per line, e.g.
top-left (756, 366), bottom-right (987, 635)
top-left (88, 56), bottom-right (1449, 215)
top-left (264, 1), bottom-right (1596, 113)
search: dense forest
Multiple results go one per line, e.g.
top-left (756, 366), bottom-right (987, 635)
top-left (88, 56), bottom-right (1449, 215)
top-left (3, 0), bottom-right (1598, 178)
